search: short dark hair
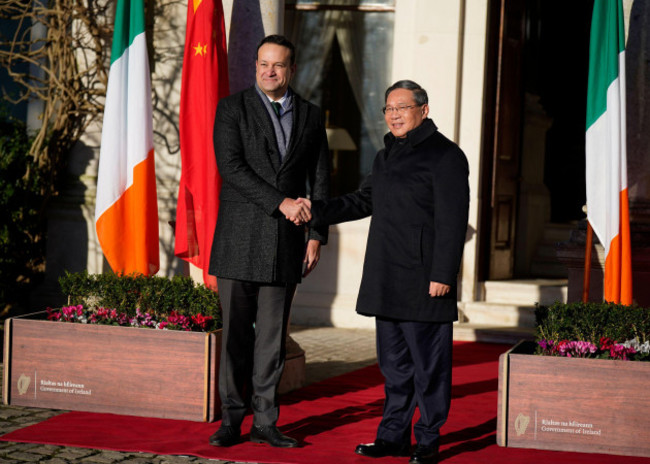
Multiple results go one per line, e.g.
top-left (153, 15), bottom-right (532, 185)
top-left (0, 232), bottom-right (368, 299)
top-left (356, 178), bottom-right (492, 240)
top-left (256, 35), bottom-right (296, 66)
top-left (385, 80), bottom-right (428, 106)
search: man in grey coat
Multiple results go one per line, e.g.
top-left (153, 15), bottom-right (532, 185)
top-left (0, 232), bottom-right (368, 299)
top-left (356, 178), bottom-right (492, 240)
top-left (304, 80), bottom-right (469, 464)
top-left (208, 35), bottom-right (330, 448)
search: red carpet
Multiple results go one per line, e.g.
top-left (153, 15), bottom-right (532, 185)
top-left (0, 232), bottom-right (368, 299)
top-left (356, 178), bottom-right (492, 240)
top-left (3, 341), bottom-right (650, 463)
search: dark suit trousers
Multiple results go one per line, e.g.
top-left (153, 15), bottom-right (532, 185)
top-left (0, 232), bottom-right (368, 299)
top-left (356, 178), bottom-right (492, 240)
top-left (217, 278), bottom-right (296, 427)
top-left (375, 318), bottom-right (453, 447)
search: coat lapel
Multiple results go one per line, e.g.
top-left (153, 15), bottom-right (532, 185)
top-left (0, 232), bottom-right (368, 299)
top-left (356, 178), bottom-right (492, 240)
top-left (244, 88), bottom-right (281, 172)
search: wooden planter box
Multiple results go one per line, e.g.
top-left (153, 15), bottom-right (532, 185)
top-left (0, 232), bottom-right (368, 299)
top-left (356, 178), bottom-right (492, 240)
top-left (497, 341), bottom-right (650, 458)
top-left (3, 312), bottom-right (221, 422)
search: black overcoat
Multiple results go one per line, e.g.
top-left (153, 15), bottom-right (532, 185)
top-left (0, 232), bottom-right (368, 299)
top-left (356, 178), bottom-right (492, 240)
top-left (312, 119), bottom-right (469, 322)
top-left (208, 86), bottom-right (330, 284)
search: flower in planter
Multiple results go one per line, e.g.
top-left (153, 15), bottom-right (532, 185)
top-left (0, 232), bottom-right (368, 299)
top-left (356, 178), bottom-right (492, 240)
top-left (537, 337), bottom-right (643, 361)
top-left (624, 338), bottom-right (650, 355)
top-left (58, 304), bottom-right (84, 322)
top-left (130, 308), bottom-right (157, 328)
top-left (46, 305), bottom-right (217, 332)
top-left (559, 341), bottom-right (598, 358)
top-left (89, 307), bottom-right (119, 323)
top-left (607, 344), bottom-right (636, 361)
top-left (166, 310), bottom-right (192, 331)
top-left (191, 313), bottom-right (213, 331)
top-left (57, 271), bottom-right (222, 329)
top-left (599, 337), bottom-right (615, 351)
top-left (538, 339), bottom-right (555, 353)
top-left (535, 302), bottom-right (650, 362)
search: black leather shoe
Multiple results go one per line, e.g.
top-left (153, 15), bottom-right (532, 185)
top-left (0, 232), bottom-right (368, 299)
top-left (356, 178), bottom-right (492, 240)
top-left (209, 425), bottom-right (241, 447)
top-left (355, 439), bottom-right (410, 458)
top-left (409, 444), bottom-right (439, 464)
top-left (250, 425), bottom-right (299, 448)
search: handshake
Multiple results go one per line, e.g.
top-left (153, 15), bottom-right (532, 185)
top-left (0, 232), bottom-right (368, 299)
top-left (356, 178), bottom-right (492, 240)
top-left (279, 197), bottom-right (312, 226)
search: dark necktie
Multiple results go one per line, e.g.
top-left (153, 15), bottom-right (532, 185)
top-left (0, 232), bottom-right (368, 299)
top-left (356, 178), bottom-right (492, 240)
top-left (271, 101), bottom-right (282, 116)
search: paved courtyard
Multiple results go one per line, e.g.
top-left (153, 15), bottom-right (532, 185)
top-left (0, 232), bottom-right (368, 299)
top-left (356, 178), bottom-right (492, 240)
top-left (0, 326), bottom-right (377, 463)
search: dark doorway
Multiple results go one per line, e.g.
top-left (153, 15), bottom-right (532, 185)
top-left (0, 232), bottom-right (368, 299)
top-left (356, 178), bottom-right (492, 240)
top-left (531, 0), bottom-right (593, 223)
top-left (479, 0), bottom-right (593, 280)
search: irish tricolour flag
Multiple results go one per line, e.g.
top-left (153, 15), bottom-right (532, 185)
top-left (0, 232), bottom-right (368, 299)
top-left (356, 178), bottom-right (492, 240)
top-left (585, 0), bottom-right (632, 304)
top-left (95, 0), bottom-right (159, 275)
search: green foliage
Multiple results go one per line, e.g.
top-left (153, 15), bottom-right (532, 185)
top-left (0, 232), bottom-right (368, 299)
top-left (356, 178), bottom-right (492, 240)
top-left (535, 302), bottom-right (650, 345)
top-left (0, 112), bottom-right (46, 313)
top-left (58, 271), bottom-right (221, 327)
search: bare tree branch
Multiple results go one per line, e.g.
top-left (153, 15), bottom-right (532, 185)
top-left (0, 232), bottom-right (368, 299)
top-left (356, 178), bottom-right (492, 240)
top-left (0, 0), bottom-right (112, 193)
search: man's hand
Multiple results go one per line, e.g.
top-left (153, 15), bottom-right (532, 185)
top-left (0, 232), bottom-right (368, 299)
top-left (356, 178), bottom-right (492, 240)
top-left (303, 239), bottom-right (321, 277)
top-left (294, 198), bottom-right (312, 225)
top-left (296, 197), bottom-right (311, 209)
top-left (429, 281), bottom-right (450, 297)
top-left (279, 198), bottom-right (311, 225)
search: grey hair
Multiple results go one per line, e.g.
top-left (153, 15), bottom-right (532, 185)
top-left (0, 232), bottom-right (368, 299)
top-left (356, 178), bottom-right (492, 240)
top-left (384, 80), bottom-right (428, 106)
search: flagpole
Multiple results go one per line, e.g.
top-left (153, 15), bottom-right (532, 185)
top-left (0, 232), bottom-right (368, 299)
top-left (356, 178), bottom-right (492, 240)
top-left (583, 221), bottom-right (594, 303)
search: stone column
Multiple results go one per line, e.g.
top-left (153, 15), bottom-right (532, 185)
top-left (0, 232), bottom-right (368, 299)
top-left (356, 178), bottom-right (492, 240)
top-left (223, 0), bottom-right (284, 94)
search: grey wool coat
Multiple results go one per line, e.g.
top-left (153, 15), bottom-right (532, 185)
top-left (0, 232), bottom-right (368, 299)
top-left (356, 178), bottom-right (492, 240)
top-left (311, 118), bottom-right (469, 322)
top-left (209, 86), bottom-right (330, 284)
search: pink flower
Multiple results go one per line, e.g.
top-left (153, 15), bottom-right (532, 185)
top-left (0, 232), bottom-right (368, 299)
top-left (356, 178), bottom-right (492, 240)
top-left (166, 311), bottom-right (193, 330)
top-left (117, 313), bottom-right (130, 326)
top-left (46, 307), bottom-right (61, 321)
top-left (60, 305), bottom-right (80, 321)
top-left (167, 310), bottom-right (181, 325)
top-left (610, 344), bottom-right (636, 360)
top-left (558, 341), bottom-right (597, 358)
top-left (46, 306), bottom-right (215, 333)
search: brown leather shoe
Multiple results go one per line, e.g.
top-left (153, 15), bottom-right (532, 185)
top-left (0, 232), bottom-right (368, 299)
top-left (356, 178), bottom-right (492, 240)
top-left (355, 439), bottom-right (410, 458)
top-left (209, 425), bottom-right (241, 447)
top-left (250, 425), bottom-right (299, 448)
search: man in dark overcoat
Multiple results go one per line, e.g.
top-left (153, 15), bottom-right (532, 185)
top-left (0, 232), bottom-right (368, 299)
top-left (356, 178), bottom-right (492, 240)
top-left (305, 80), bottom-right (469, 464)
top-left (207, 35), bottom-right (330, 448)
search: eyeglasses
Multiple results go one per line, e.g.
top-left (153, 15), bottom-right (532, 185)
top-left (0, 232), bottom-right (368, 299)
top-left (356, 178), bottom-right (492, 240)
top-left (382, 105), bottom-right (421, 115)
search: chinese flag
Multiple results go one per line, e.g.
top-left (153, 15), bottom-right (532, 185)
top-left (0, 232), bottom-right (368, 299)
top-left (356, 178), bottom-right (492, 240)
top-left (174, 0), bottom-right (229, 289)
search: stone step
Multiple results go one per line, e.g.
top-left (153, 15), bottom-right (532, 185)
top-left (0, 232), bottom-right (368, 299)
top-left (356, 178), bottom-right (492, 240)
top-left (460, 302), bottom-right (537, 327)
top-left (539, 222), bottom-right (574, 243)
top-left (483, 279), bottom-right (567, 305)
top-left (533, 242), bottom-right (562, 260)
top-left (530, 241), bottom-right (569, 278)
top-left (453, 322), bottom-right (535, 345)
top-left (527, 223), bottom-right (575, 278)
top-left (529, 259), bottom-right (568, 278)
